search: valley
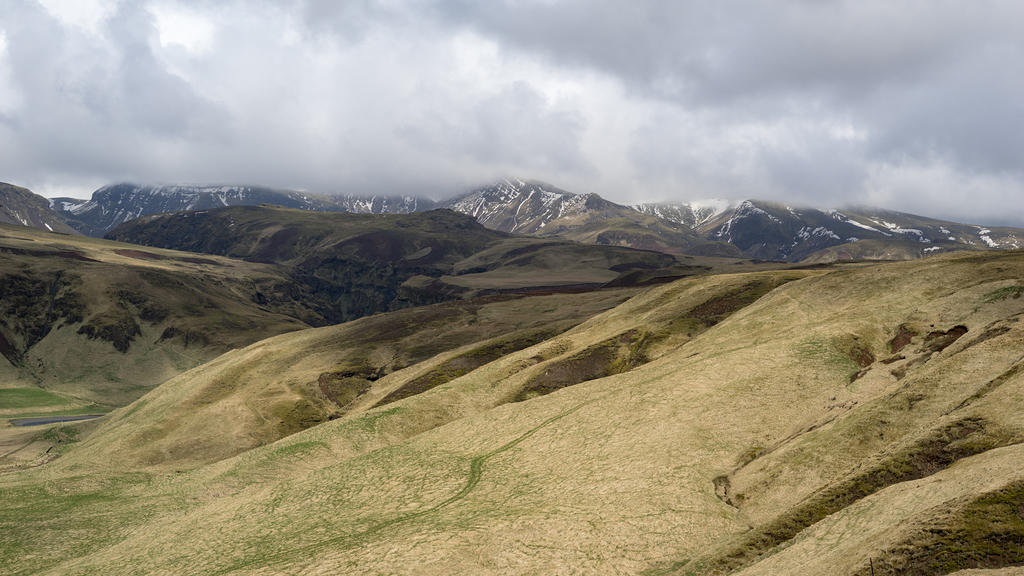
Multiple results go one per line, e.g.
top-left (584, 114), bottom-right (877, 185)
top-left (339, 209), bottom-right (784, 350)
top-left (1, 180), bottom-right (1023, 575)
top-left (6, 4), bottom-right (1023, 573)
top-left (2, 211), bottom-right (1023, 573)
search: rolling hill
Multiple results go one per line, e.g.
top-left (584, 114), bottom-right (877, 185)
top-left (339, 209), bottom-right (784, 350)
top-left (0, 222), bottom-right (314, 410)
top-left (106, 205), bottom-right (684, 322)
top-left (3, 248), bottom-right (1023, 575)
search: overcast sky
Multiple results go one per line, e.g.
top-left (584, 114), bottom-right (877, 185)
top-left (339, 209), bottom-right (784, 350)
top-left (1, 1), bottom-right (1022, 224)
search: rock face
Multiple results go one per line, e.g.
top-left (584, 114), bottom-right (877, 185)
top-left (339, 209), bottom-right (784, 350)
top-left (0, 182), bottom-right (77, 234)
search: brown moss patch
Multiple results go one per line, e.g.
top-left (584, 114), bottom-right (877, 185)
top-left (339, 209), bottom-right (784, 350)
top-left (374, 328), bottom-right (559, 407)
top-left (857, 481), bottom-right (1024, 575)
top-left (317, 371), bottom-right (372, 410)
top-left (113, 249), bottom-right (167, 261)
top-left (688, 417), bottom-right (1013, 576)
top-left (685, 281), bottom-right (778, 327)
top-left (275, 398), bottom-right (329, 437)
top-left (513, 329), bottom-right (648, 402)
top-left (77, 312), bottom-right (141, 353)
top-left (923, 325), bottom-right (968, 353)
top-left (890, 323), bottom-right (917, 353)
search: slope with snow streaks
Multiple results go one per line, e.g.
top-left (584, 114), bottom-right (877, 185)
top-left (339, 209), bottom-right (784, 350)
top-left (442, 178), bottom-right (590, 234)
top-left (0, 182), bottom-right (78, 234)
top-left (631, 199), bottom-right (733, 229)
top-left (440, 178), bottom-right (730, 256)
top-left (702, 200), bottom-right (1024, 262)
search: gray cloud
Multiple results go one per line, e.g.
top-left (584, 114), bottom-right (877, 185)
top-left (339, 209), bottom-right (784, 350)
top-left (0, 0), bottom-right (1022, 224)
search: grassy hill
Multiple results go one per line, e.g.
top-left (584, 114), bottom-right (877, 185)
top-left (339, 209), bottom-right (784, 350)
top-left (0, 222), bottom-right (315, 412)
top-left (3, 249), bottom-right (1024, 574)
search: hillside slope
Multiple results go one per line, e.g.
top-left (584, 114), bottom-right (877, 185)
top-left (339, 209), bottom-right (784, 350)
top-left (4, 250), bottom-right (1024, 574)
top-left (0, 182), bottom-right (77, 234)
top-left (107, 205), bottom-right (680, 322)
top-left (0, 222), bottom-right (311, 409)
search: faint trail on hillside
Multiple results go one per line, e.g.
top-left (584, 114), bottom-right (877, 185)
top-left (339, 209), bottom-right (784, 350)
top-left (212, 395), bottom-right (602, 574)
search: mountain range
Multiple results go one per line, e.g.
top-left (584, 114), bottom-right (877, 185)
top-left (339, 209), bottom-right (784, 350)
top-left (2, 178), bottom-right (1023, 263)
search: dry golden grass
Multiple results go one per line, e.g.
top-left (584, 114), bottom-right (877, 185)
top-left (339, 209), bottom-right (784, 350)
top-left (3, 249), bottom-right (1024, 575)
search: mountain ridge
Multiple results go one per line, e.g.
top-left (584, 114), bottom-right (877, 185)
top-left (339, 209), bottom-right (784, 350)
top-left (9, 178), bottom-right (1024, 262)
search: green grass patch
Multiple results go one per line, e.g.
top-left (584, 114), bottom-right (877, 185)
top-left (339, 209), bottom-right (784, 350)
top-left (795, 337), bottom-right (860, 377)
top-left (983, 285), bottom-right (1024, 302)
top-left (0, 387), bottom-right (73, 409)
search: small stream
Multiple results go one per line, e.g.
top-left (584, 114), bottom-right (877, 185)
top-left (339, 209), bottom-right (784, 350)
top-left (9, 414), bottom-right (105, 427)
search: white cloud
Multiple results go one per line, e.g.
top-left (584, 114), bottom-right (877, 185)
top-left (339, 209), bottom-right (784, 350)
top-left (149, 2), bottom-right (215, 55)
top-left (0, 30), bottom-right (21, 115)
top-left (35, 0), bottom-right (118, 35)
top-left (1, 1), bottom-right (1023, 226)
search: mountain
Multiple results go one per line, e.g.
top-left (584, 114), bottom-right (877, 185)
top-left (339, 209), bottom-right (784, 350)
top-left (106, 205), bottom-right (682, 323)
top-left (50, 183), bottom-right (349, 237)
top-left (442, 178), bottom-right (737, 256)
top-left (50, 183), bottom-right (440, 237)
top-left (701, 199), bottom-right (1024, 261)
top-left (0, 182), bottom-right (77, 234)
top-left (5, 248), bottom-right (1024, 574)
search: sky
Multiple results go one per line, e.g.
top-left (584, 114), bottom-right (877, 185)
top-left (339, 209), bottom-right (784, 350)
top-left (1, 0), bottom-right (1022, 225)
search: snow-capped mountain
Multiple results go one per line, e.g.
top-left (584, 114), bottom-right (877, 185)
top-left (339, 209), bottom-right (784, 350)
top-left (0, 182), bottom-right (77, 234)
top-left (28, 177), bottom-right (1024, 262)
top-left (631, 199), bottom-right (734, 229)
top-left (441, 178), bottom-right (610, 235)
top-left (440, 178), bottom-right (732, 255)
top-left (702, 200), bottom-right (1024, 262)
top-left (50, 184), bottom-right (438, 237)
top-left (52, 183), bottom-right (348, 237)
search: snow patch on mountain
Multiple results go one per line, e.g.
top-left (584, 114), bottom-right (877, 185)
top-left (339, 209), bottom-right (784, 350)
top-left (869, 218), bottom-right (931, 242)
top-left (828, 211), bottom-right (891, 236)
top-left (796, 226), bottom-right (841, 241)
top-left (977, 228), bottom-right (999, 248)
top-left (444, 178), bottom-right (592, 234)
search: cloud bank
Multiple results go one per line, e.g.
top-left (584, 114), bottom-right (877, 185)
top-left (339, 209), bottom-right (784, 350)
top-left (1, 0), bottom-right (1022, 224)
